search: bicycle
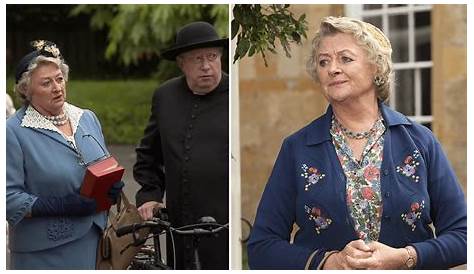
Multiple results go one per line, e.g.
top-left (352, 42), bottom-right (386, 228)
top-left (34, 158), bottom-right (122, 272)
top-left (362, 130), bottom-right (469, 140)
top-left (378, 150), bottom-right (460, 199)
top-left (116, 209), bottom-right (228, 270)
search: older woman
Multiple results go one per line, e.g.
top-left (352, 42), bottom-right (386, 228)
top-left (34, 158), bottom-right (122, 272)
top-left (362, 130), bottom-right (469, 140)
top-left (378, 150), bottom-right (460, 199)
top-left (6, 40), bottom-right (123, 269)
top-left (248, 17), bottom-right (466, 269)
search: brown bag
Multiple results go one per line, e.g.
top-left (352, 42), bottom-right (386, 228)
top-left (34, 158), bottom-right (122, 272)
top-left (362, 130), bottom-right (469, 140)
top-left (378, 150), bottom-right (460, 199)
top-left (96, 191), bottom-right (150, 269)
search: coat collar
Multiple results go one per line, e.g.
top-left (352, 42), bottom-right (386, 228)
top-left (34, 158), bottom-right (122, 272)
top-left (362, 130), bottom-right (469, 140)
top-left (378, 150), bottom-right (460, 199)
top-left (20, 102), bottom-right (83, 135)
top-left (14, 103), bottom-right (88, 149)
top-left (305, 102), bottom-right (411, 146)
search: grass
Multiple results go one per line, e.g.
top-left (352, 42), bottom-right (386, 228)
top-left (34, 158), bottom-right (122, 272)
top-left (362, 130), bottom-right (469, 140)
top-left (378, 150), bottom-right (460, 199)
top-left (7, 78), bottom-right (159, 144)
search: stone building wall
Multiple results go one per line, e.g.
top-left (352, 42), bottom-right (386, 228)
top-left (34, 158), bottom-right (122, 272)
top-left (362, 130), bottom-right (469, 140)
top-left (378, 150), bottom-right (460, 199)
top-left (431, 5), bottom-right (467, 193)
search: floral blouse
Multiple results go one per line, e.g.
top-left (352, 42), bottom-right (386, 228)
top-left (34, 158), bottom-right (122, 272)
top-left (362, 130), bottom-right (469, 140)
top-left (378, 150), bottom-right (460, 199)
top-left (330, 116), bottom-right (386, 242)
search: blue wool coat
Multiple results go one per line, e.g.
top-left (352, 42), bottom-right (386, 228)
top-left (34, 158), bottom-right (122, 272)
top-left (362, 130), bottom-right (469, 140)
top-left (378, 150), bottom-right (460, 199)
top-left (6, 106), bottom-right (108, 254)
top-left (248, 103), bottom-right (467, 269)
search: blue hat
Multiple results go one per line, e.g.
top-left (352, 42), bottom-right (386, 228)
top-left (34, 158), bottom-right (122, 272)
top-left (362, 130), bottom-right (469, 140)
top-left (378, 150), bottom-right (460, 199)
top-left (15, 40), bottom-right (63, 83)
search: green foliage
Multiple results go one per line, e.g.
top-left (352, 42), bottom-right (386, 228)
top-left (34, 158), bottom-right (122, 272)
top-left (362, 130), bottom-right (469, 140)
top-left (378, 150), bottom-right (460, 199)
top-left (71, 4), bottom-right (229, 80)
top-left (67, 80), bottom-right (157, 145)
top-left (232, 4), bottom-right (308, 66)
top-left (7, 78), bottom-right (157, 145)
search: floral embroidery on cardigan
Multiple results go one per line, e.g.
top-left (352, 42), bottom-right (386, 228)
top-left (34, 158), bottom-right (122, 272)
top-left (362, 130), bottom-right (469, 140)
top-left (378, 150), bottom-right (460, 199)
top-left (301, 164), bottom-right (325, 191)
top-left (304, 205), bottom-right (332, 234)
top-left (396, 150), bottom-right (421, 182)
top-left (401, 200), bottom-right (425, 231)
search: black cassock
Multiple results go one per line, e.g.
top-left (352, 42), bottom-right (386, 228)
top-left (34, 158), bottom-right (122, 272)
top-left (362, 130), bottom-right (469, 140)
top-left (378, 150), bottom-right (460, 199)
top-left (134, 73), bottom-right (229, 269)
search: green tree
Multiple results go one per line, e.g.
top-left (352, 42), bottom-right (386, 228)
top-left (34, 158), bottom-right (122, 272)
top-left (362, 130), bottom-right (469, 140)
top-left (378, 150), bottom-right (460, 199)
top-left (71, 4), bottom-right (229, 80)
top-left (232, 4), bottom-right (308, 66)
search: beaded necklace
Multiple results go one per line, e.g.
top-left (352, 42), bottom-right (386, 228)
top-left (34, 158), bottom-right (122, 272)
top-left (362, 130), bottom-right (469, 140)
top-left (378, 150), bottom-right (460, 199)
top-left (333, 115), bottom-right (381, 140)
top-left (43, 112), bottom-right (68, 126)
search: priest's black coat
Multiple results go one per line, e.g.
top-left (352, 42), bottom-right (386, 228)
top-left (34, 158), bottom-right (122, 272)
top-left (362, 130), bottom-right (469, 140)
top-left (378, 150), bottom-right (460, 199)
top-left (134, 73), bottom-right (229, 269)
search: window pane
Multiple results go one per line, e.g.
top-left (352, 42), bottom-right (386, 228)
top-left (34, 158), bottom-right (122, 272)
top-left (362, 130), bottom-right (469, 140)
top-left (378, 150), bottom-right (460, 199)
top-left (388, 4), bottom-right (407, 8)
top-left (415, 11), bottom-right (431, 61)
top-left (421, 68), bottom-right (432, 115)
top-left (364, 16), bottom-right (382, 29)
top-left (363, 4), bottom-right (382, 10)
top-left (395, 69), bottom-right (414, 116)
top-left (389, 15), bottom-right (409, 62)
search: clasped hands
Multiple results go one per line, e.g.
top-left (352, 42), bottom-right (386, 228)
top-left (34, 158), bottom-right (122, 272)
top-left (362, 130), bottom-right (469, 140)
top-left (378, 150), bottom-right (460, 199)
top-left (323, 239), bottom-right (408, 270)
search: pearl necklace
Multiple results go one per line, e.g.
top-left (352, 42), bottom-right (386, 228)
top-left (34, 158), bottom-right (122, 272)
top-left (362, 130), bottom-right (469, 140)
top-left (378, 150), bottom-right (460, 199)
top-left (43, 112), bottom-right (68, 126)
top-left (334, 115), bottom-right (380, 140)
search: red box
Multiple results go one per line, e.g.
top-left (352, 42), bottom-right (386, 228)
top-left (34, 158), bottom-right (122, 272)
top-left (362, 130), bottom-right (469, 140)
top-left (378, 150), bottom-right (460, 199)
top-left (80, 156), bottom-right (125, 212)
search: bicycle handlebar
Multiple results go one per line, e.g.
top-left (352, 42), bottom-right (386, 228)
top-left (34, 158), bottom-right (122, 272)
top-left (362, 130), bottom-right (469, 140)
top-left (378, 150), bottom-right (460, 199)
top-left (170, 224), bottom-right (228, 236)
top-left (117, 216), bottom-right (228, 270)
top-left (116, 219), bottom-right (171, 237)
top-left (116, 218), bottom-right (228, 238)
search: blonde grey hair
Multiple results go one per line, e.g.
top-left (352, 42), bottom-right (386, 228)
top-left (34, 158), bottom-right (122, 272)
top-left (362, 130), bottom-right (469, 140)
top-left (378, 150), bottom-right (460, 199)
top-left (306, 16), bottom-right (393, 102)
top-left (14, 56), bottom-right (69, 106)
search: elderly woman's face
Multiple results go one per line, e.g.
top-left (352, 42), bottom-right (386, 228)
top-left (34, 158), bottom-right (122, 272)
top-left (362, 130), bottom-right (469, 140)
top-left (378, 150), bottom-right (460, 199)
top-left (29, 62), bottom-right (66, 115)
top-left (316, 33), bottom-right (377, 104)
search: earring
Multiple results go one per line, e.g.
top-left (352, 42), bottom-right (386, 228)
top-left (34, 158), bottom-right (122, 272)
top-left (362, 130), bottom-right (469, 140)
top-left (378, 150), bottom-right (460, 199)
top-left (374, 75), bottom-right (385, 87)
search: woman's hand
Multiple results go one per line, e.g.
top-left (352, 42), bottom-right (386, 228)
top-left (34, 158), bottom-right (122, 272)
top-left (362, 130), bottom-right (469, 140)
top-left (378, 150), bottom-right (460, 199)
top-left (137, 201), bottom-right (164, 220)
top-left (323, 239), bottom-right (373, 269)
top-left (356, 241), bottom-right (408, 269)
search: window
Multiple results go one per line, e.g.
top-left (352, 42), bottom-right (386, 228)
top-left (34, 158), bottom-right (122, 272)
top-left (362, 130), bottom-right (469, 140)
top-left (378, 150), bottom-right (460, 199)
top-left (346, 4), bottom-right (433, 128)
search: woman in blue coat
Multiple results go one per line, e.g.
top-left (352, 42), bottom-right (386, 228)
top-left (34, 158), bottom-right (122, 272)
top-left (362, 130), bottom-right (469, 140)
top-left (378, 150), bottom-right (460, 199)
top-left (6, 40), bottom-right (123, 269)
top-left (248, 17), bottom-right (466, 269)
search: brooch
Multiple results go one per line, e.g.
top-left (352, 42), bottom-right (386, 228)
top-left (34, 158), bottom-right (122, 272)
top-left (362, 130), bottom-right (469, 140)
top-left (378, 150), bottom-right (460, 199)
top-left (401, 201), bottom-right (425, 231)
top-left (301, 164), bottom-right (325, 191)
top-left (396, 150), bottom-right (421, 182)
top-left (304, 205), bottom-right (332, 234)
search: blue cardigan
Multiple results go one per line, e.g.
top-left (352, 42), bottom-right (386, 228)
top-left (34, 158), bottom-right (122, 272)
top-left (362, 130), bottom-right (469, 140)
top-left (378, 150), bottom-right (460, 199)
top-left (248, 103), bottom-right (466, 269)
top-left (6, 106), bottom-right (108, 252)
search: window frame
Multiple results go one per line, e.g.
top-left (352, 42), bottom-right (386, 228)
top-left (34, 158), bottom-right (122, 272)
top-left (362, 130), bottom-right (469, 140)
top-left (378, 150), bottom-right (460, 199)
top-left (345, 4), bottom-right (433, 126)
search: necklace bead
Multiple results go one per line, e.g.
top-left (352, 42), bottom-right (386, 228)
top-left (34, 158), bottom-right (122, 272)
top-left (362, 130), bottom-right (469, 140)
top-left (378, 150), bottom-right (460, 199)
top-left (334, 115), bottom-right (381, 140)
top-left (43, 112), bottom-right (68, 126)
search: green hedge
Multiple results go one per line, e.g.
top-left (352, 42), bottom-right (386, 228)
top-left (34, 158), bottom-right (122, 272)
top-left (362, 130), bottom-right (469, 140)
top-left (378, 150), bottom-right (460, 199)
top-left (7, 78), bottom-right (159, 145)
